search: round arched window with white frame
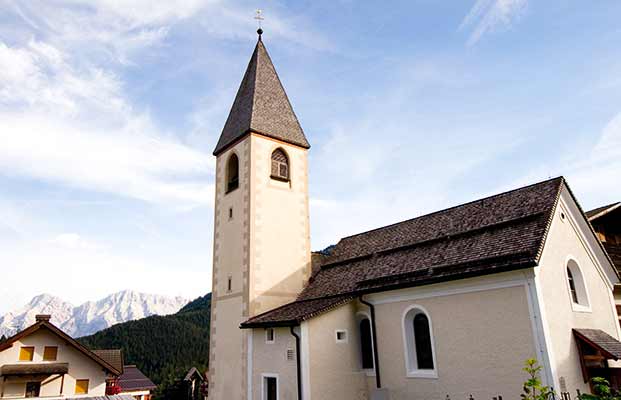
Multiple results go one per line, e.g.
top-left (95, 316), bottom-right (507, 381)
top-left (566, 258), bottom-right (591, 312)
top-left (402, 305), bottom-right (438, 378)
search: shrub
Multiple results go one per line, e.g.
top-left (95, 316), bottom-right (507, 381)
top-left (579, 377), bottom-right (621, 400)
top-left (521, 358), bottom-right (555, 400)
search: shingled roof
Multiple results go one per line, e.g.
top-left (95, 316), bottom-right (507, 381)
top-left (586, 202), bottom-right (621, 220)
top-left (241, 177), bottom-right (565, 328)
top-left (574, 329), bottom-right (621, 360)
top-left (118, 365), bottom-right (157, 392)
top-left (92, 350), bottom-right (124, 374)
top-left (213, 36), bottom-right (310, 156)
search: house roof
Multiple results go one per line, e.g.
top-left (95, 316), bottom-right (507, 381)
top-left (184, 367), bottom-right (205, 382)
top-left (242, 177), bottom-right (566, 328)
top-left (604, 243), bottom-right (621, 272)
top-left (0, 319), bottom-right (122, 376)
top-left (586, 202), bottom-right (621, 221)
top-left (92, 350), bottom-right (124, 374)
top-left (0, 362), bottom-right (69, 376)
top-left (213, 36), bottom-right (310, 156)
top-left (118, 365), bottom-right (157, 392)
top-left (573, 329), bottom-right (621, 360)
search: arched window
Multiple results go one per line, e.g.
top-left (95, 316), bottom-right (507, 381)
top-left (413, 314), bottom-right (434, 370)
top-left (403, 306), bottom-right (437, 378)
top-left (359, 318), bottom-right (374, 370)
top-left (271, 149), bottom-right (289, 181)
top-left (226, 154), bottom-right (239, 193)
top-left (566, 259), bottom-right (590, 310)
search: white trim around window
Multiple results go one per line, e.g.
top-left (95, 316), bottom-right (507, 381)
top-left (401, 304), bottom-right (438, 379)
top-left (335, 329), bottom-right (348, 343)
top-left (261, 373), bottom-right (279, 400)
top-left (355, 311), bottom-right (376, 375)
top-left (565, 256), bottom-right (592, 313)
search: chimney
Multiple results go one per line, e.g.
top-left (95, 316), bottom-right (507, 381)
top-left (35, 314), bottom-right (51, 323)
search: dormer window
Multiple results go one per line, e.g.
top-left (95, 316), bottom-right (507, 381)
top-left (271, 149), bottom-right (289, 181)
top-left (226, 153), bottom-right (239, 193)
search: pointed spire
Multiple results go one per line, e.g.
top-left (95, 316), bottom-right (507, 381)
top-left (213, 37), bottom-right (310, 155)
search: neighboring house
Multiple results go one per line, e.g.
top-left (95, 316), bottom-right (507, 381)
top-left (588, 202), bottom-right (621, 271)
top-left (208, 30), bottom-right (621, 400)
top-left (183, 367), bottom-right (206, 400)
top-left (587, 202), bottom-right (621, 331)
top-left (117, 365), bottom-right (156, 400)
top-left (0, 315), bottom-right (122, 398)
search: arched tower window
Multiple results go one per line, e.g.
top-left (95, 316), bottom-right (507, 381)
top-left (403, 305), bottom-right (437, 378)
top-left (226, 154), bottom-right (239, 193)
top-left (566, 259), bottom-right (590, 310)
top-left (359, 318), bottom-right (374, 370)
top-left (271, 149), bottom-right (289, 181)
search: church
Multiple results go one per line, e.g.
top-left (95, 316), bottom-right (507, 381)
top-left (208, 30), bottom-right (621, 400)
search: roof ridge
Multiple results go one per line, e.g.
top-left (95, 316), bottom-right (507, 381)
top-left (335, 176), bottom-right (564, 243)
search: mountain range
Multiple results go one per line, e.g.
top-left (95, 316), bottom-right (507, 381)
top-left (0, 290), bottom-right (189, 338)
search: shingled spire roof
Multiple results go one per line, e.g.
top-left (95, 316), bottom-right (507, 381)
top-left (213, 36), bottom-right (310, 155)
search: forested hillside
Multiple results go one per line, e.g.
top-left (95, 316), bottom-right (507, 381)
top-left (79, 293), bottom-right (211, 398)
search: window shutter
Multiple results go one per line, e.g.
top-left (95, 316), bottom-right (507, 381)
top-left (271, 149), bottom-right (289, 180)
top-left (19, 347), bottom-right (34, 361)
top-left (75, 379), bottom-right (89, 395)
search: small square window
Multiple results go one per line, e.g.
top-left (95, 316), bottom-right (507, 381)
top-left (335, 330), bottom-right (348, 343)
top-left (266, 328), bottom-right (275, 343)
top-left (19, 347), bottom-right (34, 361)
top-left (43, 346), bottom-right (58, 361)
top-left (75, 379), bottom-right (89, 395)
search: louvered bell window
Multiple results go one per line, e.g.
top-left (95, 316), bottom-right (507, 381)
top-left (271, 149), bottom-right (289, 181)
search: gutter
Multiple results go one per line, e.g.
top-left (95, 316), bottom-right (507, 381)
top-left (290, 326), bottom-right (302, 400)
top-left (359, 296), bottom-right (381, 388)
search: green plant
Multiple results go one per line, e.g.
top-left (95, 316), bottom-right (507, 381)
top-left (521, 358), bottom-right (555, 400)
top-left (579, 377), bottom-right (621, 400)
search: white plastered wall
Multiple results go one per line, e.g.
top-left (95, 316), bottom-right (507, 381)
top-left (535, 187), bottom-right (621, 393)
top-left (250, 327), bottom-right (298, 400)
top-left (248, 134), bottom-right (311, 317)
top-left (305, 302), bottom-right (368, 400)
top-left (365, 271), bottom-right (538, 400)
top-left (210, 134), bottom-right (311, 400)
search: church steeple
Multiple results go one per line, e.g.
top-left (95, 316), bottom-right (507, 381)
top-left (213, 36), bottom-right (310, 155)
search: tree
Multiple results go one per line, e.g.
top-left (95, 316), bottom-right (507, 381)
top-left (521, 358), bottom-right (555, 400)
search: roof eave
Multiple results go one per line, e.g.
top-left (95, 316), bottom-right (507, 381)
top-left (240, 319), bottom-right (299, 329)
top-left (213, 129), bottom-right (310, 157)
top-left (587, 202), bottom-right (621, 221)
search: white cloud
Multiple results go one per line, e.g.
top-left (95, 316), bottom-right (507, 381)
top-left (565, 112), bottom-right (621, 205)
top-left (460, 0), bottom-right (527, 46)
top-left (49, 233), bottom-right (103, 250)
top-left (497, 111), bottom-right (621, 209)
top-left (0, 39), bottom-right (213, 207)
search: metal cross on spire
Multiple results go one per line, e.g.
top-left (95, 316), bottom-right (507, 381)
top-left (255, 9), bottom-right (264, 36)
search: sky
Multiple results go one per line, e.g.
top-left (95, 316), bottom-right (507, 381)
top-left (0, 0), bottom-right (620, 314)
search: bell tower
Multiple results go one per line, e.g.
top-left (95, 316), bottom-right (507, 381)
top-left (208, 31), bottom-right (311, 399)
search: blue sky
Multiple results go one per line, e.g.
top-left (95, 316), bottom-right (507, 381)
top-left (1, 0), bottom-right (620, 314)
